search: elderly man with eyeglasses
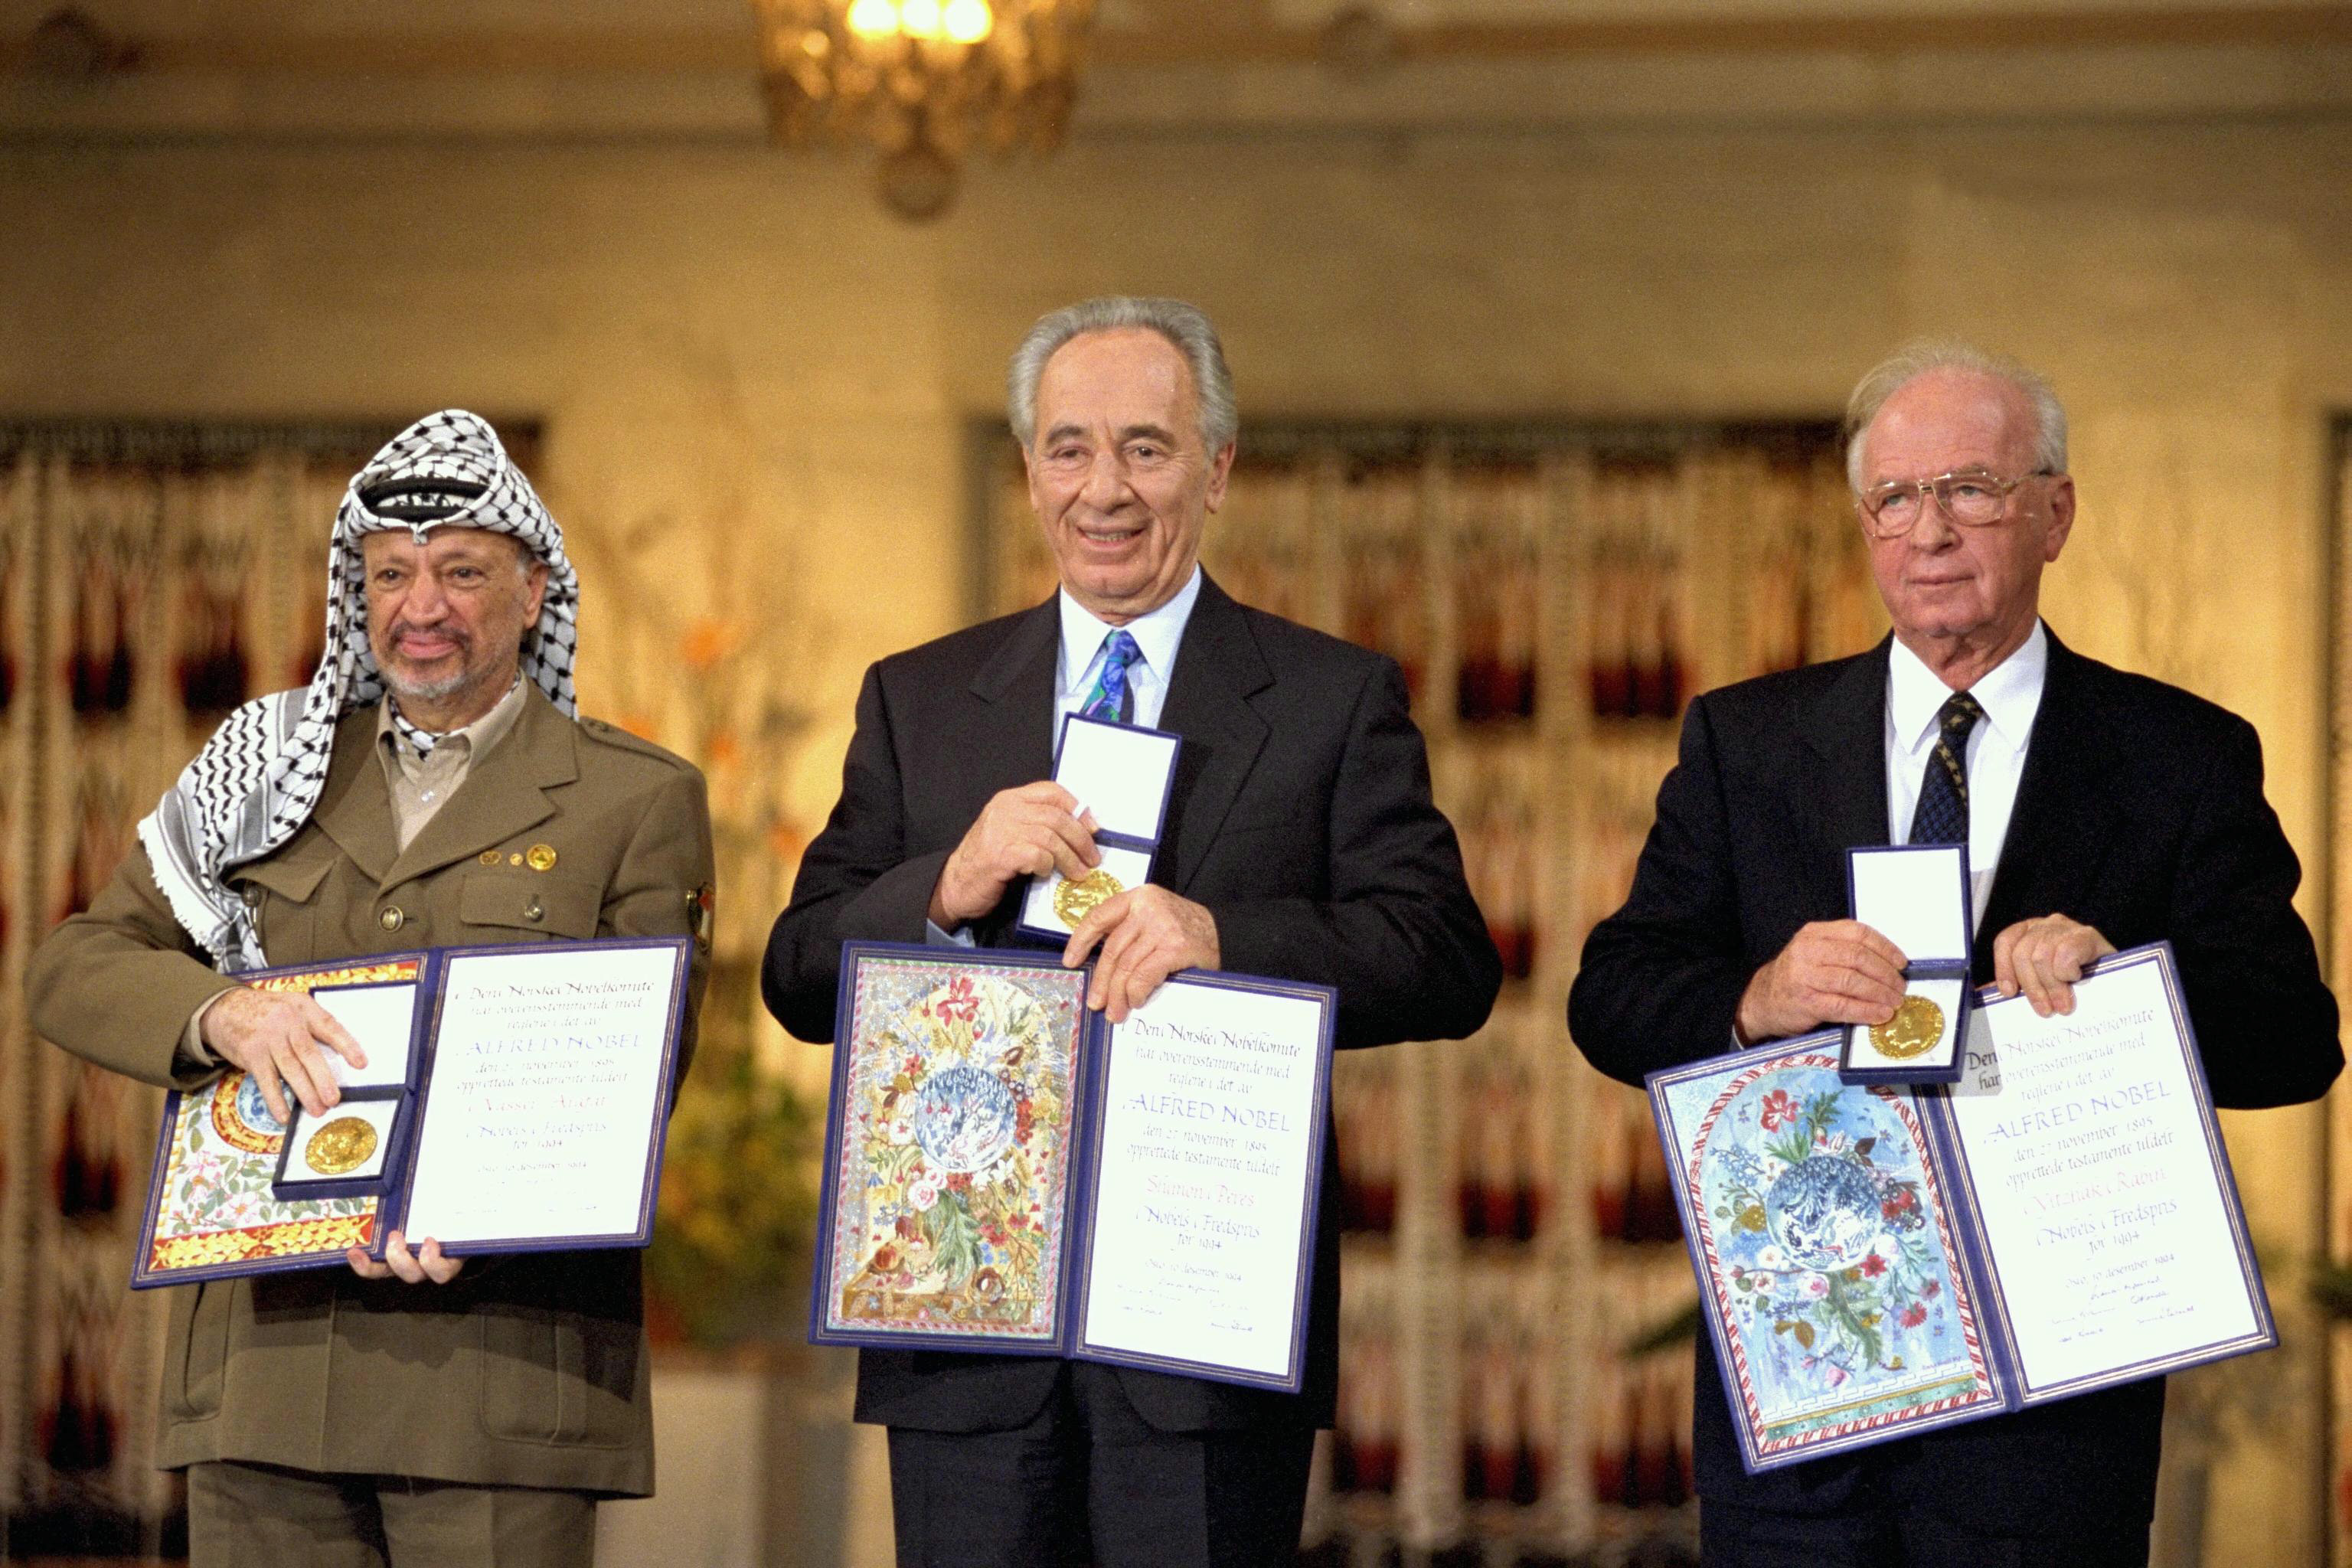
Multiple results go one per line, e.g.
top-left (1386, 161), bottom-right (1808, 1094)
top-left (1568, 342), bottom-right (2339, 1567)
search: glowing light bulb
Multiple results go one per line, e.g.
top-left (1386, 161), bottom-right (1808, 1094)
top-left (942, 0), bottom-right (992, 44)
top-left (845, 0), bottom-right (899, 38)
top-left (900, 0), bottom-right (944, 38)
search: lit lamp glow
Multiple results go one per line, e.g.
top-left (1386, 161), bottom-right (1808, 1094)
top-left (753, 0), bottom-right (1091, 221)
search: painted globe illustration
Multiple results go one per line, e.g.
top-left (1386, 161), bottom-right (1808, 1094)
top-left (911, 1065), bottom-right (1018, 1174)
top-left (1764, 1155), bottom-right (1884, 1270)
top-left (236, 1071), bottom-right (287, 1135)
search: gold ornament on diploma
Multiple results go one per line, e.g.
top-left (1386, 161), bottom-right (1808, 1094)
top-left (305, 1116), bottom-right (379, 1176)
top-left (1054, 868), bottom-right (1123, 929)
top-left (1870, 995), bottom-right (1946, 1060)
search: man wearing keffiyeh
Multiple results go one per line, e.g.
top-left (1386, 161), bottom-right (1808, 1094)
top-left (29, 411), bottom-right (714, 1567)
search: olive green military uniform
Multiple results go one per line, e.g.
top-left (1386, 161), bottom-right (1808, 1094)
top-left (28, 687), bottom-right (713, 1504)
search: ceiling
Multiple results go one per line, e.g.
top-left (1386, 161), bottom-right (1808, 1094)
top-left (1, 0), bottom-right (2346, 141)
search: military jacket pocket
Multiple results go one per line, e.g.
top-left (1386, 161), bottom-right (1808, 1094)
top-left (458, 870), bottom-right (601, 941)
top-left (476, 1308), bottom-right (639, 1448)
top-left (165, 1280), bottom-right (234, 1419)
top-left (231, 850), bottom-right (336, 962)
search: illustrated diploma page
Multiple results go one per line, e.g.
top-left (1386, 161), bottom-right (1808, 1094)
top-left (1077, 974), bottom-right (1331, 1383)
top-left (811, 945), bottom-right (1334, 1390)
top-left (1941, 949), bottom-right (2268, 1398)
top-left (398, 942), bottom-right (689, 1251)
top-left (1648, 943), bottom-right (2270, 1472)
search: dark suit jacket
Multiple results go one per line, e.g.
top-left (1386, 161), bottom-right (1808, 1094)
top-left (765, 574), bottom-right (1501, 1433)
top-left (1567, 628), bottom-right (2341, 1524)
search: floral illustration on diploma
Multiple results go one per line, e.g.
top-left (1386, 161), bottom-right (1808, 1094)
top-left (1675, 1055), bottom-right (1997, 1450)
top-left (141, 960), bottom-right (413, 1276)
top-left (829, 958), bottom-right (1086, 1339)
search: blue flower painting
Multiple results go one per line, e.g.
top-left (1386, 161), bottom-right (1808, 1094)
top-left (1661, 1052), bottom-right (2000, 1456)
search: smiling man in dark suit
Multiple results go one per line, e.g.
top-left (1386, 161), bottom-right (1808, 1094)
top-left (1568, 341), bottom-right (2341, 1567)
top-left (765, 295), bottom-right (1499, 1566)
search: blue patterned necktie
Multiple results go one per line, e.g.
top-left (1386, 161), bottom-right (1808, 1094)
top-left (1079, 629), bottom-right (1143, 725)
top-left (1908, 691), bottom-right (1984, 846)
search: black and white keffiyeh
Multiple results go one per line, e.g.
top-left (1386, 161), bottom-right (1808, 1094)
top-left (136, 410), bottom-right (580, 972)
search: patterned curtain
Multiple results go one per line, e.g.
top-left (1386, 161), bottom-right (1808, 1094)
top-left (0, 421), bottom-right (437, 1553)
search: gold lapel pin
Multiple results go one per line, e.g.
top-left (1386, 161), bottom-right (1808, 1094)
top-left (526, 844), bottom-right (558, 872)
top-left (479, 850), bottom-right (502, 866)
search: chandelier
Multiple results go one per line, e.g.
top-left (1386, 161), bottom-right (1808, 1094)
top-left (753, 0), bottom-right (1096, 220)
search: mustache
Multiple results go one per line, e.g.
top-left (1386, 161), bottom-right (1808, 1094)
top-left (386, 621), bottom-right (472, 648)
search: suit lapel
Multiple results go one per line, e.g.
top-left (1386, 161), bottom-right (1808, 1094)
top-left (1156, 576), bottom-right (1272, 891)
top-left (970, 597), bottom-right (1060, 794)
top-left (1798, 638), bottom-right (1894, 860)
top-left (1975, 632), bottom-right (2115, 969)
top-left (380, 688), bottom-right (576, 890)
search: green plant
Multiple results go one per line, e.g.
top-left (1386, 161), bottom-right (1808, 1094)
top-left (644, 1032), bottom-right (818, 1350)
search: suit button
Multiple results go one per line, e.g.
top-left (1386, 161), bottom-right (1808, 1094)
top-left (524, 899), bottom-right (544, 923)
top-left (379, 906), bottom-right (405, 933)
top-left (241, 887), bottom-right (262, 908)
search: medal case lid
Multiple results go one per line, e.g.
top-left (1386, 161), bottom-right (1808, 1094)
top-left (1847, 843), bottom-right (1973, 975)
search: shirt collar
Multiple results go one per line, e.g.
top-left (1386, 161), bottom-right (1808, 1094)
top-left (1887, 619), bottom-right (2049, 754)
top-left (376, 675), bottom-right (530, 763)
top-left (1057, 565), bottom-right (1204, 698)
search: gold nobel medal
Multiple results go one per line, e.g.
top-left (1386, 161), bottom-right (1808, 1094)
top-left (305, 1116), bottom-right (379, 1176)
top-left (1870, 995), bottom-right (1946, 1061)
top-left (1054, 868), bottom-right (1124, 929)
top-left (526, 844), bottom-right (558, 872)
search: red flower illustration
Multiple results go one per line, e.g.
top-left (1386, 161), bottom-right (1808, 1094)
top-left (1923, 1279), bottom-right (1941, 1298)
top-left (1860, 1253), bottom-right (1887, 1278)
top-left (936, 976), bottom-right (980, 1024)
top-left (1900, 1303), bottom-right (1928, 1328)
top-left (1880, 1187), bottom-right (1917, 1221)
top-left (1759, 1090), bottom-right (1797, 1131)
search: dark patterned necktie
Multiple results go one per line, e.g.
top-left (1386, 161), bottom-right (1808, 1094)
top-left (1909, 691), bottom-right (1984, 845)
top-left (1079, 629), bottom-right (1143, 724)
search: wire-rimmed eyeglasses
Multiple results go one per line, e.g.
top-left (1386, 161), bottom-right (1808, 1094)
top-left (1857, 468), bottom-right (2055, 538)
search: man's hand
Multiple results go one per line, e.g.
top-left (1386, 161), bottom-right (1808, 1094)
top-left (346, 1230), bottom-right (463, 1285)
top-left (1735, 920), bottom-right (1908, 1044)
top-left (930, 782), bottom-right (1099, 928)
top-left (1993, 914), bottom-right (2115, 1018)
top-left (1062, 886), bottom-right (1219, 1023)
top-left (200, 986), bottom-right (368, 1124)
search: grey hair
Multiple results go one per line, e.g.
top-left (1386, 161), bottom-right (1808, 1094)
top-left (1844, 340), bottom-right (2068, 492)
top-left (1008, 296), bottom-right (1238, 454)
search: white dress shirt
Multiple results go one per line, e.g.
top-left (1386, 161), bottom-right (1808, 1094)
top-left (1884, 619), bottom-right (2049, 935)
top-left (1054, 564), bottom-right (1202, 743)
top-left (930, 567), bottom-right (1205, 944)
